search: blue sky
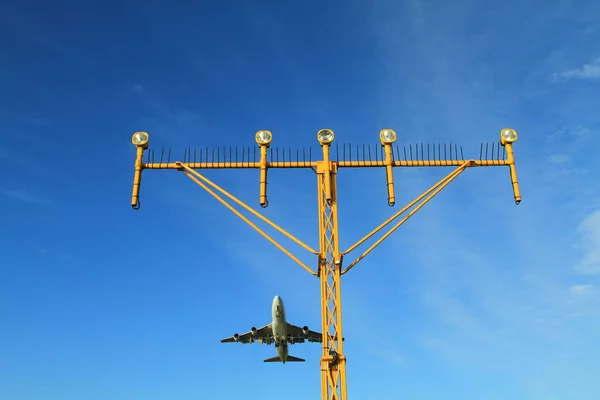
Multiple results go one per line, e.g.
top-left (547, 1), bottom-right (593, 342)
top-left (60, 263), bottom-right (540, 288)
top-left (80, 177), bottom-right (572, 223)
top-left (1, 0), bottom-right (600, 399)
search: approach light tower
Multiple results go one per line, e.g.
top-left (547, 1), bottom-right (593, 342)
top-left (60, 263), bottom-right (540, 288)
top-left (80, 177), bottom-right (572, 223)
top-left (129, 127), bottom-right (521, 400)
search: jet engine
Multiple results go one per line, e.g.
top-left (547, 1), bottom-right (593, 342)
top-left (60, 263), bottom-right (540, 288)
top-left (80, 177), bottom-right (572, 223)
top-left (302, 326), bottom-right (309, 335)
top-left (251, 327), bottom-right (257, 336)
top-left (233, 333), bottom-right (240, 342)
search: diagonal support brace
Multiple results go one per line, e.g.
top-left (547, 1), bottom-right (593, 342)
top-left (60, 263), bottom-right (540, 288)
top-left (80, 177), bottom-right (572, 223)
top-left (177, 162), bottom-right (318, 276)
top-left (341, 161), bottom-right (472, 274)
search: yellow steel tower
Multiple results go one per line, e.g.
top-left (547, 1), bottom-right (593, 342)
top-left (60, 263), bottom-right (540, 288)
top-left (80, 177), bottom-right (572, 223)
top-left (130, 128), bottom-right (521, 400)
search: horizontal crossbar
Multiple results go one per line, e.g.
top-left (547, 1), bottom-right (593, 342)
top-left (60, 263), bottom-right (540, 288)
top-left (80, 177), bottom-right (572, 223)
top-left (142, 159), bottom-right (508, 169)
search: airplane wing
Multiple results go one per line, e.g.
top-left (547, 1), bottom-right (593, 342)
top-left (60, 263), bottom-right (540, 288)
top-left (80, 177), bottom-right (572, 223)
top-left (220, 324), bottom-right (273, 344)
top-left (285, 323), bottom-right (323, 343)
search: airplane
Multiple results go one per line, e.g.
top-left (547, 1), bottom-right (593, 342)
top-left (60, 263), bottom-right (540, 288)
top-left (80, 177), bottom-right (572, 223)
top-left (220, 295), bottom-right (324, 363)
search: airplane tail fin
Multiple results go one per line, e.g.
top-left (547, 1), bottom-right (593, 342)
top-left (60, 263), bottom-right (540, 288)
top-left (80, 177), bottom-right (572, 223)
top-left (263, 355), bottom-right (305, 363)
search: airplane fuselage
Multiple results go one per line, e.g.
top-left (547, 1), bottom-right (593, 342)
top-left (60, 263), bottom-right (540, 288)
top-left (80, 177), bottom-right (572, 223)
top-left (271, 295), bottom-right (289, 362)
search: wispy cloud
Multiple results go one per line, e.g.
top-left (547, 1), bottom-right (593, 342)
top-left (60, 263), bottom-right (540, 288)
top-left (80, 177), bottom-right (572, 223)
top-left (1, 4), bottom-right (76, 58)
top-left (570, 283), bottom-right (596, 296)
top-left (550, 57), bottom-right (600, 81)
top-left (547, 125), bottom-right (591, 142)
top-left (363, 340), bottom-right (409, 368)
top-left (0, 108), bottom-right (53, 128)
top-left (127, 83), bottom-right (209, 146)
top-left (541, 125), bottom-right (595, 182)
top-left (547, 153), bottom-right (570, 164)
top-left (0, 147), bottom-right (69, 185)
top-left (575, 210), bottom-right (600, 275)
top-left (132, 83), bottom-right (144, 92)
top-left (1, 187), bottom-right (43, 204)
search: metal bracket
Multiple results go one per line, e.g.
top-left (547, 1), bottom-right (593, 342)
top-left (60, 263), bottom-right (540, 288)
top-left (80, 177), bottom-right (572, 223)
top-left (329, 349), bottom-right (340, 367)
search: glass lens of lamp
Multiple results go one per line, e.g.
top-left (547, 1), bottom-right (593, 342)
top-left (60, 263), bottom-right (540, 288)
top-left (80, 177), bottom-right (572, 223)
top-left (132, 132), bottom-right (148, 145)
top-left (318, 130), bottom-right (334, 143)
top-left (501, 129), bottom-right (517, 142)
top-left (256, 130), bottom-right (272, 144)
top-left (381, 129), bottom-right (396, 143)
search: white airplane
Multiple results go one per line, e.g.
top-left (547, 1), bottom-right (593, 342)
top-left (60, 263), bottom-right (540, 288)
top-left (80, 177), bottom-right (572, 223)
top-left (220, 295), bottom-right (324, 363)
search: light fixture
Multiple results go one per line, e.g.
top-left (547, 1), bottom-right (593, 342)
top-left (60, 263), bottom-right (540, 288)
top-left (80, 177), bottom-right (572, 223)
top-left (255, 130), bottom-right (273, 146)
top-left (500, 128), bottom-right (518, 145)
top-left (379, 129), bottom-right (397, 145)
top-left (132, 131), bottom-right (149, 148)
top-left (317, 129), bottom-right (334, 145)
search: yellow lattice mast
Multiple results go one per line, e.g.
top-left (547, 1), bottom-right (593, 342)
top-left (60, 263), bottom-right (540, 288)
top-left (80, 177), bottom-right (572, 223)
top-left (130, 128), bottom-right (521, 400)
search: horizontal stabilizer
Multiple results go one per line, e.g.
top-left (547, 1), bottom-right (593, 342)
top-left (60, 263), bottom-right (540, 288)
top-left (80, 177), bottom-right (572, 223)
top-left (263, 355), bottom-right (305, 363)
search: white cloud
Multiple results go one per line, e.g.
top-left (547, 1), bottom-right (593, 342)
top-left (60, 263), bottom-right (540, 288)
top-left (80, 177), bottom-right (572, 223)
top-left (542, 125), bottom-right (593, 180)
top-left (363, 339), bottom-right (409, 368)
top-left (547, 125), bottom-right (591, 143)
top-left (571, 125), bottom-right (592, 137)
top-left (129, 84), bottom-right (209, 144)
top-left (570, 284), bottom-right (596, 296)
top-left (576, 210), bottom-right (600, 275)
top-left (547, 153), bottom-right (570, 164)
top-left (551, 57), bottom-right (600, 81)
top-left (546, 167), bottom-right (588, 179)
top-left (1, 187), bottom-right (43, 203)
